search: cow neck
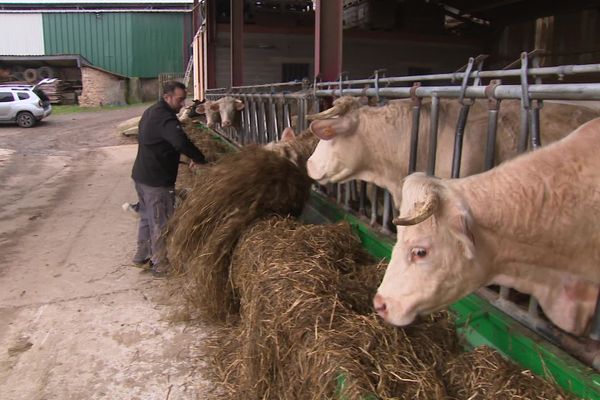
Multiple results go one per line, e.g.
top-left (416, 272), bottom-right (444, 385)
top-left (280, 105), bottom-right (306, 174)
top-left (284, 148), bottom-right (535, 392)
top-left (448, 121), bottom-right (600, 283)
top-left (357, 101), bottom-right (413, 202)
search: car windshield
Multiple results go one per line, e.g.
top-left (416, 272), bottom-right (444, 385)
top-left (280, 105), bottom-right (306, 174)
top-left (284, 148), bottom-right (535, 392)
top-left (33, 88), bottom-right (49, 102)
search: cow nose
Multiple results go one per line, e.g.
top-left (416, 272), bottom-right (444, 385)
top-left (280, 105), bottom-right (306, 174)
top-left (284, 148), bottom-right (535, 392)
top-left (222, 120), bottom-right (232, 127)
top-left (373, 293), bottom-right (388, 318)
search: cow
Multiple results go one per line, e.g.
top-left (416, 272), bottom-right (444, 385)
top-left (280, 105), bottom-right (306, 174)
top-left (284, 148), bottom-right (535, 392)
top-left (373, 118), bottom-right (600, 335)
top-left (264, 127), bottom-right (319, 173)
top-left (196, 96), bottom-right (245, 129)
top-left (306, 96), bottom-right (598, 203)
top-left (305, 96), bottom-right (600, 336)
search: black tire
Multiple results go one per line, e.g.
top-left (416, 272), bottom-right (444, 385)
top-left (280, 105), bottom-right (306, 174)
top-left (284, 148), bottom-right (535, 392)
top-left (23, 68), bottom-right (38, 83)
top-left (16, 111), bottom-right (36, 128)
top-left (38, 66), bottom-right (55, 79)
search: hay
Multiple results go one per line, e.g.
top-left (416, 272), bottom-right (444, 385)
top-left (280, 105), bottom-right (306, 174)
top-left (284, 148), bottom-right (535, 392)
top-left (204, 217), bottom-right (574, 400)
top-left (444, 347), bottom-right (573, 400)
top-left (165, 148), bottom-right (313, 322)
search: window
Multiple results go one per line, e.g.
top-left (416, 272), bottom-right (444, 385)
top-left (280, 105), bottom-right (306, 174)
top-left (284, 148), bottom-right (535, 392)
top-left (0, 92), bottom-right (15, 103)
top-left (17, 92), bottom-right (30, 100)
top-left (282, 63), bottom-right (310, 82)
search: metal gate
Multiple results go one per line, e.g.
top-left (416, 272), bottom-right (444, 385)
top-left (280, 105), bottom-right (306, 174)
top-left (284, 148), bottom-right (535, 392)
top-left (206, 52), bottom-right (600, 371)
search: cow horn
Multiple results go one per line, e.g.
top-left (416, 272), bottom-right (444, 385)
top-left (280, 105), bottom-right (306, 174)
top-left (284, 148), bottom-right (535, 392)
top-left (306, 104), bottom-right (344, 121)
top-left (393, 195), bottom-right (436, 226)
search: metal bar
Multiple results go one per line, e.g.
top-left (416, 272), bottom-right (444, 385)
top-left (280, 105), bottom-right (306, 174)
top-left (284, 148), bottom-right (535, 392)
top-left (370, 185), bottom-right (378, 226)
top-left (269, 99), bottom-right (277, 142)
top-left (408, 88), bottom-right (421, 174)
top-left (451, 105), bottom-right (471, 178)
top-left (518, 106), bottom-right (529, 153)
top-left (283, 103), bottom-right (292, 128)
top-left (427, 95), bottom-right (440, 176)
top-left (344, 183), bottom-right (350, 210)
top-left (359, 181), bottom-right (367, 216)
top-left (314, 83), bottom-right (600, 100)
top-left (252, 100), bottom-right (260, 143)
top-left (484, 109), bottom-right (499, 170)
top-left (259, 100), bottom-right (268, 144)
top-left (336, 183), bottom-right (342, 204)
top-left (591, 295), bottom-right (600, 341)
top-left (381, 190), bottom-right (392, 234)
top-left (530, 108), bottom-right (542, 149)
top-left (312, 63), bottom-right (600, 88)
top-left (499, 286), bottom-right (510, 300)
top-left (528, 296), bottom-right (539, 318)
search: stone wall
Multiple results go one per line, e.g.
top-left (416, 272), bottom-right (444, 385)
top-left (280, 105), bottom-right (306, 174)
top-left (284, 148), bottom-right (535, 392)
top-left (79, 66), bottom-right (126, 107)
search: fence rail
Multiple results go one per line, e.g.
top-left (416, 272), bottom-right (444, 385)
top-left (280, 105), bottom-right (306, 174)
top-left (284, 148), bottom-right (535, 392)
top-left (205, 55), bottom-right (600, 370)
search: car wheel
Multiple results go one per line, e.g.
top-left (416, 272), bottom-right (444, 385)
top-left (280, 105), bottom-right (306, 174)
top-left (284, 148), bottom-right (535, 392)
top-left (16, 111), bottom-right (36, 128)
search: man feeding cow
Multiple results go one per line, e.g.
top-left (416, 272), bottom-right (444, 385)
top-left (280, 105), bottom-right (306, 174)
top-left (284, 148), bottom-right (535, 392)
top-left (373, 117), bottom-right (600, 335)
top-left (131, 81), bottom-right (207, 277)
top-left (305, 96), bottom-right (599, 335)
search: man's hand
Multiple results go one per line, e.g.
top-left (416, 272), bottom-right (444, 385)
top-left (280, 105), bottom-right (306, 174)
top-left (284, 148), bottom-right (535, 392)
top-left (189, 160), bottom-right (209, 173)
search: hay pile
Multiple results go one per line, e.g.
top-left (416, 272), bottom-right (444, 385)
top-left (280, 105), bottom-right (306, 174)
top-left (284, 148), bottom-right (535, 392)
top-left (204, 217), bottom-right (574, 400)
top-left (177, 124), bottom-right (233, 190)
top-left (165, 147), bottom-right (313, 321)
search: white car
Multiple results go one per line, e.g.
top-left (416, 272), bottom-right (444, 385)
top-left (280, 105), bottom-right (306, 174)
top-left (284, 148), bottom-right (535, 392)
top-left (0, 79), bottom-right (53, 128)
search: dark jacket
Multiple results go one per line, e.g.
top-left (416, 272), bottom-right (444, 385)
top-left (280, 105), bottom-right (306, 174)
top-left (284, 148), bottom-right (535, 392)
top-left (132, 99), bottom-right (206, 187)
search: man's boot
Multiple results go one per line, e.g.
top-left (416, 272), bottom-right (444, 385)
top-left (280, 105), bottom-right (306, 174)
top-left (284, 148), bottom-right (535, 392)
top-left (132, 240), bottom-right (151, 265)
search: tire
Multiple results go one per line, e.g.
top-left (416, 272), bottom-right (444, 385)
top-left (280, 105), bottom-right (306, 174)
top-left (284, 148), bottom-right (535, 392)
top-left (23, 68), bottom-right (38, 83)
top-left (16, 111), bottom-right (36, 128)
top-left (38, 66), bottom-right (55, 79)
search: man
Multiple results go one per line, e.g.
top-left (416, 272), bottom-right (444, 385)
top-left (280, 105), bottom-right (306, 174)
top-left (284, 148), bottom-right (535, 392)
top-left (131, 81), bottom-right (206, 277)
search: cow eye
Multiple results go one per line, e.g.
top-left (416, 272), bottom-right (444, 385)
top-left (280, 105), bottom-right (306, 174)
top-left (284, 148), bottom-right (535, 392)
top-left (410, 247), bottom-right (428, 261)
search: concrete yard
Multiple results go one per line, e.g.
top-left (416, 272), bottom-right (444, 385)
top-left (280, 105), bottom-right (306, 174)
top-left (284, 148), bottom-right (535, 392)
top-left (0, 107), bottom-right (213, 400)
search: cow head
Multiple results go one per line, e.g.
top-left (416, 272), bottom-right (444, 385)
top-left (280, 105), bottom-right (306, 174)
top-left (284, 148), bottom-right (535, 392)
top-left (196, 100), bottom-right (221, 128)
top-left (264, 127), bottom-right (319, 172)
top-left (217, 96), bottom-right (245, 128)
top-left (306, 96), bottom-right (363, 183)
top-left (374, 173), bottom-right (485, 326)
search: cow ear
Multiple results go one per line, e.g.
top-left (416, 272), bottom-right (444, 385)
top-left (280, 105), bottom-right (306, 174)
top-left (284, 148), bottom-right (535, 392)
top-left (309, 116), bottom-right (357, 141)
top-left (281, 127), bottom-right (296, 142)
top-left (234, 100), bottom-right (245, 111)
top-left (449, 210), bottom-right (475, 260)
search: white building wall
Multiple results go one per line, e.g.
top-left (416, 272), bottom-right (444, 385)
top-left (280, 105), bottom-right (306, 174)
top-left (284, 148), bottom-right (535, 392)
top-left (0, 13), bottom-right (45, 55)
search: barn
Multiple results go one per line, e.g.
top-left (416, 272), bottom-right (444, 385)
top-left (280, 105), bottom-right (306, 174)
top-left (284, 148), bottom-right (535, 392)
top-left (1, 0), bottom-right (599, 398)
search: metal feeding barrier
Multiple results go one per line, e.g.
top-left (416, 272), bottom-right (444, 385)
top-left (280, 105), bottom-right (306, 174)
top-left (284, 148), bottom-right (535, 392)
top-left (205, 52), bottom-right (600, 371)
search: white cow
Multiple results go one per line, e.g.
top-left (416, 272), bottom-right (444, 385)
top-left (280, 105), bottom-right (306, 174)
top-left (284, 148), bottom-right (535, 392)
top-left (196, 96), bottom-right (245, 128)
top-left (305, 96), bottom-right (600, 335)
top-left (374, 118), bottom-right (600, 335)
top-left (306, 96), bottom-right (598, 202)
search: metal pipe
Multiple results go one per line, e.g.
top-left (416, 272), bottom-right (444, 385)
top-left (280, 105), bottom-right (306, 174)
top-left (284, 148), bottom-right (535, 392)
top-left (283, 103), bottom-right (292, 128)
top-left (484, 109), bottom-right (499, 170)
top-left (427, 95), bottom-right (440, 176)
top-left (314, 83), bottom-right (600, 100)
top-left (0, 8), bottom-right (193, 13)
top-left (590, 294), bottom-right (600, 341)
top-left (370, 185), bottom-right (378, 226)
top-left (528, 296), bottom-right (539, 318)
top-left (408, 96), bottom-right (421, 174)
top-left (530, 108), bottom-right (542, 149)
top-left (359, 181), bottom-right (367, 216)
top-left (451, 105), bottom-right (470, 178)
top-left (259, 100), bottom-right (268, 144)
top-left (270, 100), bottom-right (278, 142)
top-left (313, 63), bottom-right (600, 87)
top-left (381, 190), bottom-right (392, 234)
top-left (344, 183), bottom-right (351, 210)
top-left (518, 106), bottom-right (529, 153)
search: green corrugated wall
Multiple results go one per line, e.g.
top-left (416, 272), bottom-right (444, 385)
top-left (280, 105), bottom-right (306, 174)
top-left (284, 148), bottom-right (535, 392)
top-left (43, 12), bottom-right (186, 78)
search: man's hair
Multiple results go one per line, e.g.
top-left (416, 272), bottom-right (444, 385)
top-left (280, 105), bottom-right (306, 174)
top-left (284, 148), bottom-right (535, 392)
top-left (162, 80), bottom-right (186, 95)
